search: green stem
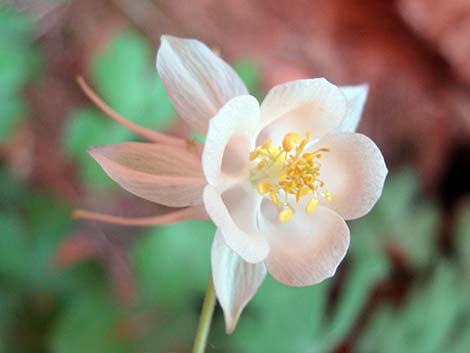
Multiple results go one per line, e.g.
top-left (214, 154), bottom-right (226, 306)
top-left (192, 275), bottom-right (216, 353)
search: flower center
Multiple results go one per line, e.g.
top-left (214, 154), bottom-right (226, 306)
top-left (249, 132), bottom-right (331, 223)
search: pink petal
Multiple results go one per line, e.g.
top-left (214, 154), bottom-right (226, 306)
top-left (260, 201), bottom-right (350, 287)
top-left (312, 132), bottom-right (388, 220)
top-left (337, 84), bottom-right (369, 132)
top-left (203, 184), bottom-right (269, 263)
top-left (89, 142), bottom-right (206, 208)
top-left (258, 78), bottom-right (347, 145)
top-left (211, 231), bottom-right (266, 334)
top-left (202, 95), bottom-right (260, 186)
top-left (156, 36), bottom-right (248, 135)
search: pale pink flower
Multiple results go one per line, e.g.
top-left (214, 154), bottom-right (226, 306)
top-left (84, 35), bottom-right (387, 334)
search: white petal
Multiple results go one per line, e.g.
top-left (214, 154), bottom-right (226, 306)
top-left (89, 142), bottom-right (205, 208)
top-left (313, 132), bottom-right (387, 220)
top-left (211, 231), bottom-right (266, 334)
top-left (258, 78), bottom-right (347, 144)
top-left (203, 184), bottom-right (269, 263)
top-left (259, 202), bottom-right (350, 287)
top-left (337, 84), bottom-right (369, 132)
top-left (202, 95), bottom-right (260, 186)
top-left (156, 35), bottom-right (248, 134)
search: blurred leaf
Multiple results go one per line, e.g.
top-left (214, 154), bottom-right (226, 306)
top-left (0, 168), bottom-right (27, 206)
top-left (0, 182), bottom-right (75, 295)
top-left (356, 261), bottom-right (467, 353)
top-left (223, 277), bottom-right (330, 353)
top-left (91, 30), bottom-right (175, 132)
top-left (351, 168), bottom-right (439, 271)
top-left (0, 7), bottom-right (34, 40)
top-left (0, 44), bottom-right (36, 91)
top-left (233, 60), bottom-right (262, 98)
top-left (454, 200), bottom-right (470, 273)
top-left (0, 211), bottom-right (30, 284)
top-left (313, 255), bottom-right (389, 351)
top-left (132, 220), bottom-right (214, 310)
top-left (51, 289), bottom-right (130, 353)
top-left (62, 107), bottom-right (123, 189)
top-left (0, 6), bottom-right (40, 142)
top-left (22, 192), bottom-right (72, 291)
top-left (130, 220), bottom-right (215, 352)
top-left (0, 96), bottom-right (27, 141)
top-left (223, 239), bottom-right (389, 353)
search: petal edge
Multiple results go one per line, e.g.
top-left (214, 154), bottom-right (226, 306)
top-left (211, 231), bottom-right (266, 334)
top-left (157, 36), bottom-right (248, 134)
top-left (89, 142), bottom-right (206, 208)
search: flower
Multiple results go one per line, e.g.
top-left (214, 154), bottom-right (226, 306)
top-left (84, 35), bottom-right (387, 334)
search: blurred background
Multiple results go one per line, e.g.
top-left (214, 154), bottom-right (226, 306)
top-left (0, 0), bottom-right (469, 352)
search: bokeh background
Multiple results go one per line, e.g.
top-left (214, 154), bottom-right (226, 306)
top-left (1, 0), bottom-right (469, 352)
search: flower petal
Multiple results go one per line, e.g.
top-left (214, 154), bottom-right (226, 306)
top-left (313, 132), bottom-right (387, 220)
top-left (89, 142), bottom-right (206, 208)
top-left (202, 95), bottom-right (260, 186)
top-left (211, 231), bottom-right (266, 334)
top-left (337, 84), bottom-right (369, 132)
top-left (156, 35), bottom-right (248, 134)
top-left (259, 202), bottom-right (350, 286)
top-left (258, 78), bottom-right (347, 144)
top-left (203, 184), bottom-right (269, 263)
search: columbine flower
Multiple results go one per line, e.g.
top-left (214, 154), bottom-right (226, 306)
top-left (80, 35), bottom-right (387, 334)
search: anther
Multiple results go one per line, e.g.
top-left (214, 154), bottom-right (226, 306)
top-left (257, 182), bottom-right (271, 195)
top-left (282, 133), bottom-right (302, 152)
top-left (249, 130), bottom-right (332, 222)
top-left (270, 191), bottom-right (281, 207)
top-left (278, 207), bottom-right (294, 222)
top-left (306, 199), bottom-right (319, 213)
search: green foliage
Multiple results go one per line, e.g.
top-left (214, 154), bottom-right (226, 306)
top-left (127, 220), bottom-right (215, 352)
top-left (454, 201), bottom-right (470, 274)
top-left (91, 32), bottom-right (175, 131)
top-left (63, 31), bottom-right (176, 189)
top-left (0, 6), bottom-right (40, 141)
top-left (0, 172), bottom-right (72, 291)
top-left (51, 289), bottom-right (130, 353)
top-left (63, 107), bottom-right (123, 190)
top-left (350, 169), bottom-right (440, 271)
top-left (233, 60), bottom-right (262, 99)
top-left (352, 178), bottom-right (469, 353)
top-left (0, 168), bottom-right (111, 353)
top-left (132, 221), bottom-right (214, 310)
top-left (356, 261), bottom-right (469, 353)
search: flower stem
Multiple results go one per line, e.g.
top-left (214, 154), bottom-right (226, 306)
top-left (192, 276), bottom-right (216, 353)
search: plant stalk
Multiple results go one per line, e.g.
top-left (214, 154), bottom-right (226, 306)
top-left (192, 275), bottom-right (216, 353)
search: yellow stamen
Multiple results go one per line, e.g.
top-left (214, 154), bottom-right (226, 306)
top-left (270, 191), bottom-right (281, 207)
top-left (249, 131), bottom-right (332, 222)
top-left (282, 133), bottom-right (302, 152)
top-left (262, 139), bottom-right (273, 149)
top-left (296, 187), bottom-right (311, 202)
top-left (257, 160), bottom-right (268, 169)
top-left (306, 199), bottom-right (319, 213)
top-left (257, 181), bottom-right (271, 194)
top-left (278, 207), bottom-right (294, 222)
